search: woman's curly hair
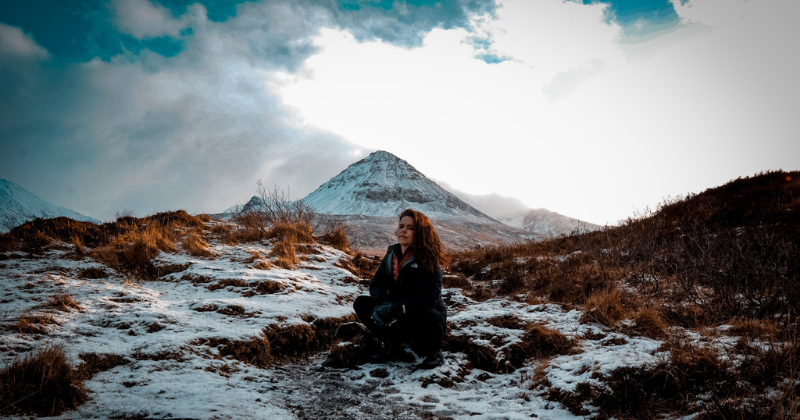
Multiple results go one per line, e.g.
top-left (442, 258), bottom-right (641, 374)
top-left (397, 208), bottom-right (449, 273)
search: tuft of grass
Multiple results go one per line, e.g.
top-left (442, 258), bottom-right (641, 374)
top-left (590, 339), bottom-right (737, 419)
top-left (206, 278), bottom-right (248, 291)
top-left (446, 334), bottom-right (501, 372)
top-left (90, 222), bottom-right (177, 280)
top-left (349, 253), bottom-right (381, 279)
top-left (502, 323), bottom-right (577, 371)
top-left (40, 294), bottom-right (83, 312)
top-left (268, 222), bottom-right (315, 244)
top-left (442, 273), bottom-right (471, 289)
top-left (76, 353), bottom-right (129, 380)
top-left (70, 236), bottom-right (85, 259)
top-left (198, 315), bottom-right (357, 368)
top-left (252, 260), bottom-right (273, 270)
top-left (0, 344), bottom-right (89, 417)
top-left (631, 305), bottom-right (666, 338)
top-left (216, 305), bottom-right (246, 317)
top-left (78, 267), bottom-right (108, 279)
top-left (580, 289), bottom-right (633, 327)
top-left (271, 234), bottom-right (298, 270)
top-left (7, 314), bottom-right (59, 335)
top-left (486, 315), bottom-right (527, 330)
top-left (181, 234), bottom-right (213, 258)
top-left (319, 226), bottom-right (350, 252)
top-left (255, 280), bottom-right (284, 295)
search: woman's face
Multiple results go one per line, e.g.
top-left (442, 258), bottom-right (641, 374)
top-left (396, 216), bottom-right (415, 249)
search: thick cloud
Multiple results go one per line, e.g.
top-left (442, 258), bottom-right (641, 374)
top-left (274, 0), bottom-right (800, 225)
top-left (0, 0), bottom-right (497, 220)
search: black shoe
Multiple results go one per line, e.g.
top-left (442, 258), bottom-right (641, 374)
top-left (417, 352), bottom-right (443, 369)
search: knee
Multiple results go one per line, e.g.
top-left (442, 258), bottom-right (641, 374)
top-left (418, 309), bottom-right (446, 333)
top-left (353, 295), bottom-right (373, 312)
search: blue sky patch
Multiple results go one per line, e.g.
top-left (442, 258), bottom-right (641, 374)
top-left (582, 0), bottom-right (680, 33)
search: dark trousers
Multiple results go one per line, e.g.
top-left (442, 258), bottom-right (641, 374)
top-left (353, 295), bottom-right (446, 357)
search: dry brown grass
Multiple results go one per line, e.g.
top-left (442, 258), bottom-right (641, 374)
top-left (225, 224), bottom-right (264, 244)
top-left (581, 289), bottom-right (635, 327)
top-left (90, 222), bottom-right (176, 280)
top-left (501, 323), bottom-right (577, 371)
top-left (319, 226), bottom-right (350, 252)
top-left (349, 253), bottom-right (381, 279)
top-left (442, 273), bottom-right (471, 289)
top-left (252, 260), bottom-right (273, 270)
top-left (270, 234), bottom-right (298, 270)
top-left (729, 318), bottom-right (782, 340)
top-left (584, 339), bottom-right (738, 419)
top-left (206, 278), bottom-right (248, 291)
top-left (76, 353), bottom-right (129, 380)
top-left (197, 214), bottom-right (212, 223)
top-left (0, 344), bottom-right (89, 416)
top-left (268, 221), bottom-right (315, 244)
top-left (446, 334), bottom-right (502, 372)
top-left (486, 314), bottom-right (527, 330)
top-left (197, 315), bottom-right (356, 368)
top-left (40, 294), bottom-right (83, 312)
top-left (7, 313), bottom-right (60, 334)
top-left (3, 210), bottom-right (207, 280)
top-left (70, 236), bottom-right (85, 258)
top-left (181, 233), bottom-right (213, 258)
top-left (255, 280), bottom-right (284, 294)
top-left (631, 305), bottom-right (667, 339)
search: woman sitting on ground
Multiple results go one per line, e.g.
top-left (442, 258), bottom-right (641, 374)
top-left (353, 208), bottom-right (448, 369)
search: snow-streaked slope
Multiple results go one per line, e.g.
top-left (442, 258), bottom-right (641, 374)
top-left (0, 179), bottom-right (99, 232)
top-left (302, 151), bottom-right (491, 220)
top-left (0, 228), bottom-right (667, 420)
top-left (499, 208), bottom-right (601, 238)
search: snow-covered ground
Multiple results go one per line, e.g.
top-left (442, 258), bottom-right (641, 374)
top-left (1, 234), bottom-right (670, 419)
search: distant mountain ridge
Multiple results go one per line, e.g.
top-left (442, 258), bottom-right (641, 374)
top-left (301, 151), bottom-right (491, 220)
top-left (0, 179), bottom-right (99, 233)
top-left (435, 182), bottom-right (601, 238)
top-left (497, 208), bottom-right (598, 238)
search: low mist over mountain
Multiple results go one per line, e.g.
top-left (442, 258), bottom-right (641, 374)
top-left (302, 151), bottom-right (490, 220)
top-left (436, 182), bottom-right (600, 238)
top-left (0, 179), bottom-right (99, 233)
top-left (497, 208), bottom-right (599, 238)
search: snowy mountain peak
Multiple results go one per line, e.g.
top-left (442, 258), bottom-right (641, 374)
top-left (0, 179), bottom-right (99, 232)
top-left (302, 151), bottom-right (490, 220)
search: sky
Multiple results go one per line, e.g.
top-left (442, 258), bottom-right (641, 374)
top-left (0, 0), bottom-right (798, 225)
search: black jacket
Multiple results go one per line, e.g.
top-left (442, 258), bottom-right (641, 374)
top-left (370, 244), bottom-right (446, 318)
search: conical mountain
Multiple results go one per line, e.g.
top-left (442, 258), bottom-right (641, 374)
top-left (302, 151), bottom-right (491, 219)
top-left (0, 179), bottom-right (99, 232)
